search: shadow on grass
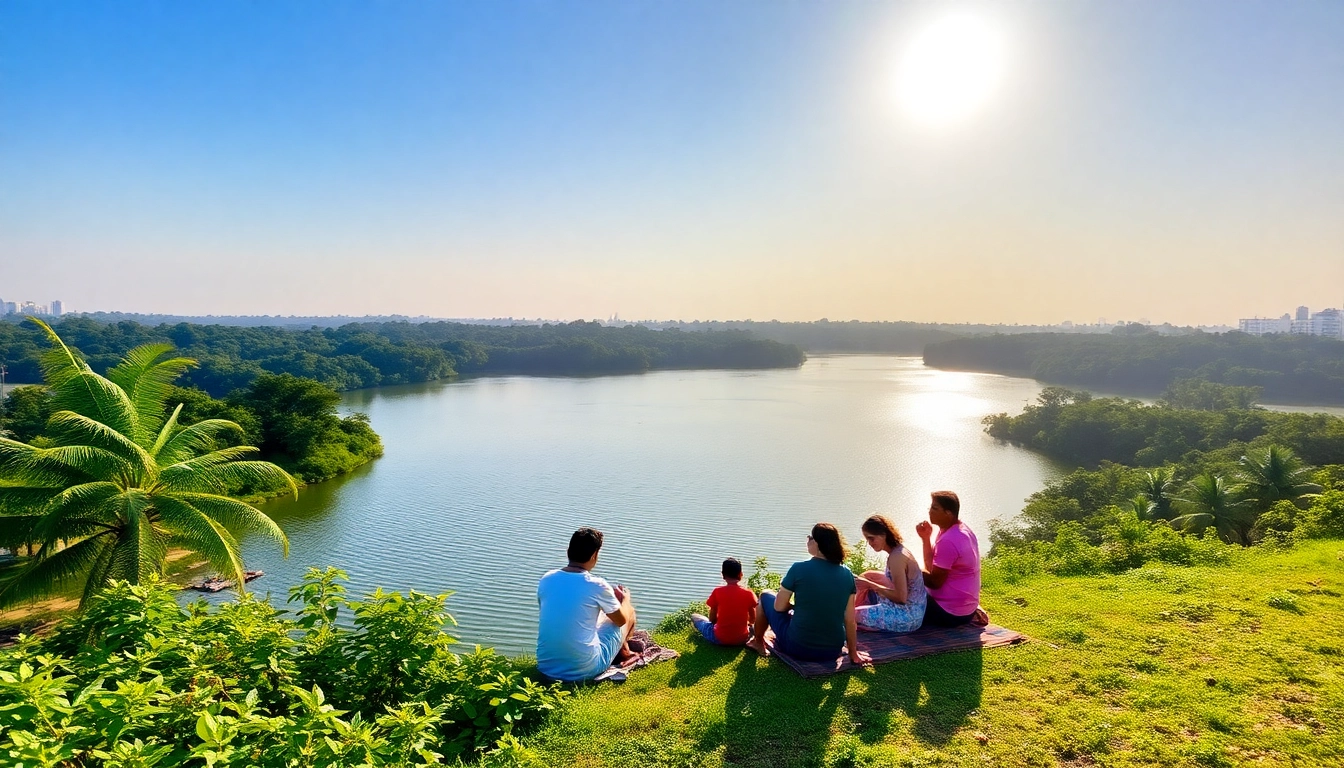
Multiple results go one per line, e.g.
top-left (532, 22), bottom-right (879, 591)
top-left (666, 639), bottom-right (739, 688)
top-left (692, 651), bottom-right (852, 768)
top-left (848, 648), bottom-right (983, 747)
top-left (669, 639), bottom-right (982, 766)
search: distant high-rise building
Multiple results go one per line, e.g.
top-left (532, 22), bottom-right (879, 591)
top-left (1239, 314), bottom-right (1292, 336)
top-left (0, 297), bottom-right (5, 315)
top-left (18, 301), bottom-right (37, 315)
top-left (51, 300), bottom-right (63, 316)
top-left (1296, 306), bottom-right (1310, 321)
top-left (1312, 308), bottom-right (1344, 340)
top-left (1, 301), bottom-right (14, 316)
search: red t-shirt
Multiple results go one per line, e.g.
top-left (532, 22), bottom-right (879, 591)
top-left (706, 583), bottom-right (758, 645)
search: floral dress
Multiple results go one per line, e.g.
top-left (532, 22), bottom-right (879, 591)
top-left (855, 546), bottom-right (927, 634)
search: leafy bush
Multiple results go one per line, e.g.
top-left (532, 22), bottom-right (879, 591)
top-left (0, 570), bottom-right (567, 767)
top-left (746, 557), bottom-right (782, 593)
top-left (1292, 489), bottom-right (1344, 541)
top-left (983, 517), bottom-right (1235, 582)
top-left (654, 602), bottom-right (710, 634)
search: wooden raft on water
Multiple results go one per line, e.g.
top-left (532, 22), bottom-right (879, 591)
top-left (187, 570), bottom-right (264, 593)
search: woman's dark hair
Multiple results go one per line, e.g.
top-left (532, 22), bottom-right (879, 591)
top-left (931, 491), bottom-right (961, 518)
top-left (567, 527), bottom-right (604, 563)
top-left (810, 522), bottom-right (848, 565)
top-left (722, 558), bottom-right (742, 580)
top-left (861, 515), bottom-right (903, 549)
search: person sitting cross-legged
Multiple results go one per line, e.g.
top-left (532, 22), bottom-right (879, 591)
top-left (746, 523), bottom-right (871, 667)
top-left (854, 514), bottom-right (927, 633)
top-left (690, 557), bottom-right (758, 646)
top-left (536, 527), bottom-right (637, 682)
top-left (916, 491), bottom-right (983, 628)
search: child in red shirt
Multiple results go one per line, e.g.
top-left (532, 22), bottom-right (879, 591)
top-left (690, 558), bottom-right (759, 646)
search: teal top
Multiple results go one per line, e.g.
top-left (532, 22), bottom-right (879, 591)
top-left (781, 558), bottom-right (855, 652)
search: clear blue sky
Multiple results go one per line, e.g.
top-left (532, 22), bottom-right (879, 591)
top-left (2, 1), bottom-right (1341, 323)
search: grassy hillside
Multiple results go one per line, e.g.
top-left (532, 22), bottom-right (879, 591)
top-left (520, 541), bottom-right (1344, 768)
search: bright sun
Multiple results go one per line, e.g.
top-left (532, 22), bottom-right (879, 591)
top-left (896, 13), bottom-right (1007, 129)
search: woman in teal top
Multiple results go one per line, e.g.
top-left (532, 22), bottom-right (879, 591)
top-left (747, 523), bottom-right (872, 665)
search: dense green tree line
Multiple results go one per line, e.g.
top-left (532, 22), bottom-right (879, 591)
top-left (983, 387), bottom-right (1344, 566)
top-left (982, 386), bottom-right (1344, 468)
top-left (1, 375), bottom-right (380, 488)
top-left (0, 318), bottom-right (806, 396)
top-left (0, 322), bottom-right (382, 489)
top-left (663, 320), bottom-right (962, 354)
top-left (924, 331), bottom-right (1344, 404)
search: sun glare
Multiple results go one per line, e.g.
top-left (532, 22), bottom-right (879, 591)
top-left (896, 13), bottom-right (1007, 129)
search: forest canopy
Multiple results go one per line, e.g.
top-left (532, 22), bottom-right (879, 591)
top-left (0, 318), bottom-right (806, 396)
top-left (924, 331), bottom-right (1344, 404)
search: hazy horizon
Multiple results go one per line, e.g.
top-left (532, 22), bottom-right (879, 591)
top-left (3, 1), bottom-right (1342, 324)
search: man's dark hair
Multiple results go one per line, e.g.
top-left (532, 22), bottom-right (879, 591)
top-left (722, 558), bottom-right (742, 580)
top-left (567, 527), bottom-right (604, 563)
top-left (931, 491), bottom-right (961, 518)
top-left (811, 522), bottom-right (848, 565)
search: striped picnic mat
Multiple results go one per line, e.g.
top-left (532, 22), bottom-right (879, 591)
top-left (766, 624), bottom-right (1026, 678)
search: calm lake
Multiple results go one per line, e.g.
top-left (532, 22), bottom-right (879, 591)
top-left (225, 356), bottom-right (1063, 654)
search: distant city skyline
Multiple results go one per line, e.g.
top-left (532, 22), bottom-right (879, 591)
top-left (2, 2), bottom-right (1341, 324)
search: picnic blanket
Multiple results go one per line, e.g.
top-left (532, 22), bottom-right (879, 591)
top-left (593, 629), bottom-right (679, 683)
top-left (766, 623), bottom-right (1026, 678)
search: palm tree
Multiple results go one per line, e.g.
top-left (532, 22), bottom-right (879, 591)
top-left (1138, 466), bottom-right (1178, 521)
top-left (1235, 445), bottom-right (1322, 512)
top-left (1170, 473), bottom-right (1255, 545)
top-left (1120, 494), bottom-right (1157, 521)
top-left (0, 319), bottom-right (295, 607)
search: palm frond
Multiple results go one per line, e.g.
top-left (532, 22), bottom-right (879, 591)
top-left (150, 403), bottom-right (184, 458)
top-left (46, 411), bottom-right (154, 480)
top-left (106, 493), bottom-right (165, 584)
top-left (28, 317), bottom-right (90, 391)
top-left (0, 438), bottom-right (90, 487)
top-left (32, 445), bottom-right (134, 484)
top-left (155, 496), bottom-right (247, 590)
top-left (1169, 512), bottom-right (1214, 533)
top-left (0, 486), bottom-right (64, 517)
top-left (0, 534), bottom-right (114, 609)
top-left (32, 482), bottom-right (124, 544)
top-left (178, 462), bottom-right (297, 497)
top-left (107, 344), bottom-right (198, 445)
top-left (172, 492), bottom-right (289, 556)
top-left (80, 537), bottom-right (119, 606)
top-left (154, 419), bottom-right (246, 465)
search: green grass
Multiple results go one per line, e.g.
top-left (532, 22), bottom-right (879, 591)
top-left (518, 541), bottom-right (1344, 768)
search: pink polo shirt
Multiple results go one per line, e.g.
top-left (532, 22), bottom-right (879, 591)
top-left (928, 522), bottom-right (981, 616)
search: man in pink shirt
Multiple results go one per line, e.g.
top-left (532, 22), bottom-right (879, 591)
top-left (915, 491), bottom-right (982, 628)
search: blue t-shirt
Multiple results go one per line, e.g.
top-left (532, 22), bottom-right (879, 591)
top-left (536, 569), bottom-right (622, 680)
top-left (781, 558), bottom-right (855, 653)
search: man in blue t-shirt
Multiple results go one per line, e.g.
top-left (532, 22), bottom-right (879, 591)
top-left (536, 527), bottom-right (637, 681)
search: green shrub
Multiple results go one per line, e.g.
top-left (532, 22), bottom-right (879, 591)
top-left (654, 602), bottom-right (710, 634)
top-left (746, 557), bottom-right (782, 593)
top-left (1292, 489), bottom-right (1344, 541)
top-left (0, 570), bottom-right (567, 767)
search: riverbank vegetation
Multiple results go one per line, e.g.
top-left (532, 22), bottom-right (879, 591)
top-left (0, 318), bottom-right (806, 396)
top-left (979, 386), bottom-right (1344, 574)
top-left (924, 331), bottom-right (1344, 405)
top-left (0, 321), bottom-right (295, 610)
top-left (0, 569), bottom-right (565, 767)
